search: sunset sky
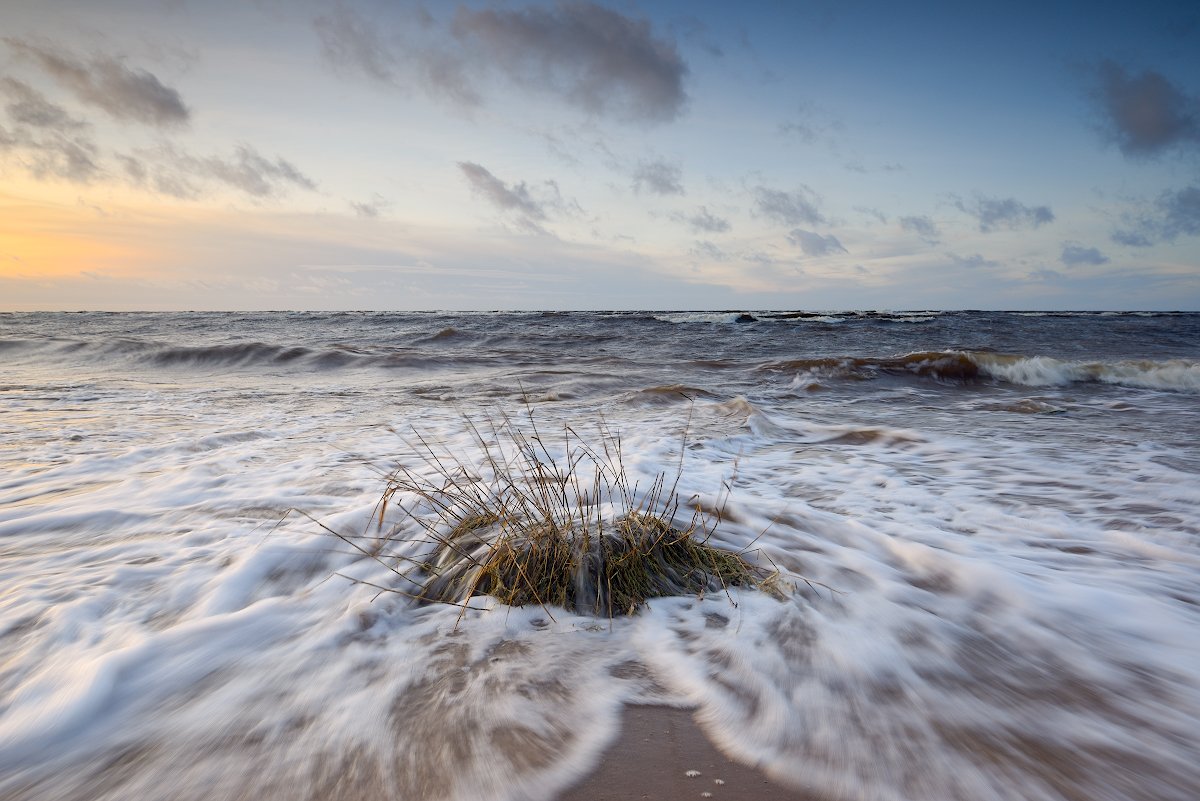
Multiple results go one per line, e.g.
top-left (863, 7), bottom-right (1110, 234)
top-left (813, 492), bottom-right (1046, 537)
top-left (2, 0), bottom-right (1198, 310)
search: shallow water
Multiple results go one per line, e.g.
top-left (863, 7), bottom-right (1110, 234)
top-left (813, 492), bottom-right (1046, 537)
top-left (1, 311), bottom-right (1198, 800)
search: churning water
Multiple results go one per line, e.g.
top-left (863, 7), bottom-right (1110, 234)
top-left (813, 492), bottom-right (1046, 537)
top-left (2, 310), bottom-right (1198, 800)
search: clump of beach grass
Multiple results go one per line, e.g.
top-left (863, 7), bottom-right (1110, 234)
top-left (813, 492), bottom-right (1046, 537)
top-left (334, 410), bottom-right (781, 619)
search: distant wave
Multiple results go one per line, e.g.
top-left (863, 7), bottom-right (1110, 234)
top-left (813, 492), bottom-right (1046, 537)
top-left (652, 310), bottom-right (947, 325)
top-left (766, 350), bottom-right (1200, 393)
top-left (149, 343), bottom-right (313, 367)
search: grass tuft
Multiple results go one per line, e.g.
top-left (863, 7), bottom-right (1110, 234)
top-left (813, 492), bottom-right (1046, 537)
top-left (340, 410), bottom-right (784, 619)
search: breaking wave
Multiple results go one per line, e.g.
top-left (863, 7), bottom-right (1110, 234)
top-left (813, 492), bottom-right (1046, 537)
top-left (767, 351), bottom-right (1200, 392)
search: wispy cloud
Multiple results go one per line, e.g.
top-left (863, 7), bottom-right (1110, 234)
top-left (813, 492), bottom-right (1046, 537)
top-left (0, 76), bottom-right (100, 182)
top-left (755, 185), bottom-right (824, 227)
top-left (1160, 185), bottom-right (1200, 240)
top-left (314, 4), bottom-right (479, 105)
top-left (1060, 243), bottom-right (1109, 266)
top-left (0, 121), bottom-right (101, 182)
top-left (350, 194), bottom-right (392, 218)
top-left (855, 206), bottom-right (887, 224)
top-left (120, 144), bottom-right (317, 199)
top-left (1093, 60), bottom-right (1199, 158)
top-left (458, 161), bottom-right (578, 234)
top-left (1, 77), bottom-right (87, 130)
top-left (674, 206), bottom-right (730, 233)
top-left (690, 240), bottom-right (728, 261)
top-left (1111, 184), bottom-right (1200, 246)
top-left (1110, 228), bottom-right (1154, 248)
top-left (955, 194), bottom-right (1054, 232)
top-left (899, 214), bottom-right (940, 245)
top-left (5, 37), bottom-right (189, 127)
top-left (458, 161), bottom-right (548, 220)
top-left (631, 158), bottom-right (682, 195)
top-left (946, 252), bottom-right (1000, 269)
top-left (788, 228), bottom-right (846, 256)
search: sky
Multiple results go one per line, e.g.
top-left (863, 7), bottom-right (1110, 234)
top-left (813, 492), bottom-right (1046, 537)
top-left (1, 0), bottom-right (1198, 310)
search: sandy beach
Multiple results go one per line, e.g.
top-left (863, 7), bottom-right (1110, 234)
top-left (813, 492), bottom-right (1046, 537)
top-left (561, 706), bottom-right (816, 801)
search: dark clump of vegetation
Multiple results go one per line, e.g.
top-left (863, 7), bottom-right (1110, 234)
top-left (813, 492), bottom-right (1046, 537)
top-left (331, 411), bottom-right (781, 619)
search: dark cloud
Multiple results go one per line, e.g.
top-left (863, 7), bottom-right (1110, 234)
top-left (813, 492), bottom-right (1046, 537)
top-left (5, 38), bottom-right (189, 127)
top-left (453, 2), bottom-right (689, 124)
top-left (755, 186), bottom-right (824, 227)
top-left (955, 195), bottom-right (1054, 232)
top-left (1060, 244), bottom-right (1109, 266)
top-left (314, 2), bottom-right (685, 124)
top-left (458, 161), bottom-right (547, 220)
top-left (1094, 61), bottom-right (1199, 157)
top-left (947, 252), bottom-right (1000, 270)
top-left (1, 77), bottom-right (87, 130)
top-left (677, 206), bottom-right (730, 233)
top-left (631, 159), bottom-right (682, 195)
top-left (787, 228), bottom-right (846, 256)
top-left (899, 214), bottom-right (940, 245)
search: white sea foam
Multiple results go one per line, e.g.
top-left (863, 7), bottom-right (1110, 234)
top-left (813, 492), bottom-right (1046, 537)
top-left (2, 314), bottom-right (1199, 800)
top-left (973, 353), bottom-right (1200, 392)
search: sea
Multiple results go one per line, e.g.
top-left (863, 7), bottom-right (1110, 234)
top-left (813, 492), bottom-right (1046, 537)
top-left (1, 310), bottom-right (1198, 801)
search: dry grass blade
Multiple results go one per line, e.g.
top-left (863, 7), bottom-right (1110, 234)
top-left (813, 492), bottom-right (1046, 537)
top-left (318, 412), bottom-right (785, 618)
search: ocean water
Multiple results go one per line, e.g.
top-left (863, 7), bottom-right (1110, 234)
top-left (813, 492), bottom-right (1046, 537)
top-left (1, 310), bottom-right (1198, 801)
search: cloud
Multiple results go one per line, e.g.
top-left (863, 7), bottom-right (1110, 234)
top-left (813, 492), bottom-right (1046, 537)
top-left (1109, 184), bottom-right (1200, 246)
top-left (1060, 244), bottom-right (1110, 266)
top-left (675, 206), bottom-right (730, 233)
top-left (458, 161), bottom-right (548, 220)
top-left (1159, 184), bottom-right (1200, 239)
top-left (197, 146), bottom-right (315, 197)
top-left (351, 194), bottom-right (392, 218)
top-left (314, 2), bottom-right (687, 124)
top-left (120, 144), bottom-right (316, 199)
top-left (5, 38), bottom-right (189, 127)
top-left (452, 2), bottom-right (688, 124)
top-left (1110, 228), bottom-right (1154, 248)
top-left (314, 4), bottom-right (397, 84)
top-left (1027, 268), bottom-right (1065, 283)
top-left (1094, 60), bottom-right (1199, 157)
top-left (0, 120), bottom-right (101, 183)
top-left (631, 158), bottom-right (682, 195)
top-left (314, 4), bottom-right (479, 105)
top-left (787, 228), bottom-right (846, 256)
top-left (755, 186), bottom-right (824, 227)
top-left (855, 206), bottom-right (887, 224)
top-left (899, 214), bottom-right (940, 245)
top-left (690, 240), bottom-right (728, 261)
top-left (1, 77), bottom-right (87, 130)
top-left (946, 252), bottom-right (1000, 270)
top-left (955, 195), bottom-right (1054, 232)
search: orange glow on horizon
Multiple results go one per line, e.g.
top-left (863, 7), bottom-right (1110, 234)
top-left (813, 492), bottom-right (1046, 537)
top-left (1, 191), bottom-right (161, 279)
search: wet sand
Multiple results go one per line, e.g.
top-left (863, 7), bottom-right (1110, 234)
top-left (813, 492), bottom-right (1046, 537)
top-left (558, 705), bottom-right (820, 801)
